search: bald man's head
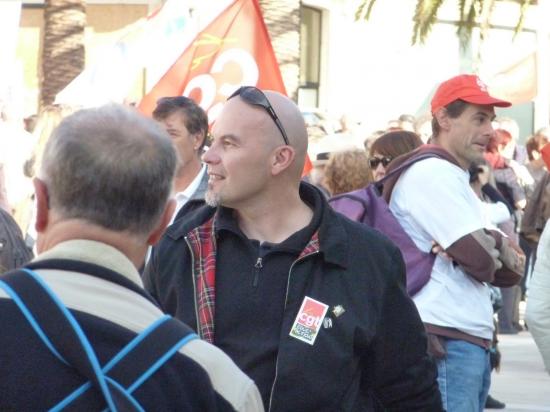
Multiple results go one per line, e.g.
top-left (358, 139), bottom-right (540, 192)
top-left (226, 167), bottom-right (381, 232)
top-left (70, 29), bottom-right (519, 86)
top-left (204, 88), bottom-right (309, 209)
top-left (262, 90), bottom-right (308, 177)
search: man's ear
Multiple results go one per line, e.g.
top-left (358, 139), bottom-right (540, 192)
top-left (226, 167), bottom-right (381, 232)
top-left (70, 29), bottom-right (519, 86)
top-left (33, 178), bottom-right (49, 233)
top-left (147, 198), bottom-right (176, 246)
top-left (192, 132), bottom-right (206, 152)
top-left (271, 146), bottom-right (296, 176)
top-left (434, 108), bottom-right (451, 132)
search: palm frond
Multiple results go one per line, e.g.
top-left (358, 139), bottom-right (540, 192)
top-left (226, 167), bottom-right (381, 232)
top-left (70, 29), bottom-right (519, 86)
top-left (478, 0), bottom-right (495, 42)
top-left (513, 0), bottom-right (532, 39)
top-left (355, 0), bottom-right (533, 49)
top-left (412, 0), bottom-right (445, 45)
top-left (411, 0), bottom-right (425, 44)
top-left (457, 0), bottom-right (468, 21)
top-left (355, 0), bottom-right (366, 20)
top-left (456, 1), bottom-right (478, 48)
top-left (355, 0), bottom-right (377, 21)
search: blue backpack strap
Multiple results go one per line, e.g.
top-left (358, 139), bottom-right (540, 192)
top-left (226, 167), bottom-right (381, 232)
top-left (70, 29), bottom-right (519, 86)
top-left (57, 318), bottom-right (198, 411)
top-left (0, 268), bottom-right (198, 411)
top-left (0, 269), bottom-right (120, 410)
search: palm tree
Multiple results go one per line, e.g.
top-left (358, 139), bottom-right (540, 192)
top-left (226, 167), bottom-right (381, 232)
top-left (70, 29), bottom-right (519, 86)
top-left (258, 0), bottom-right (301, 100)
top-left (356, 0), bottom-right (534, 48)
top-left (40, 0), bottom-right (86, 108)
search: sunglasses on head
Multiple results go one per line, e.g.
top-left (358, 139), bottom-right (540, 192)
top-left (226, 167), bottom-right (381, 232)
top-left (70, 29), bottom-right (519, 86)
top-left (368, 156), bottom-right (393, 169)
top-left (228, 86), bottom-right (290, 146)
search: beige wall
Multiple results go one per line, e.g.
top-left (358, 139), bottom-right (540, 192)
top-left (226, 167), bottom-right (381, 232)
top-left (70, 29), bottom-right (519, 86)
top-left (17, 4), bottom-right (148, 115)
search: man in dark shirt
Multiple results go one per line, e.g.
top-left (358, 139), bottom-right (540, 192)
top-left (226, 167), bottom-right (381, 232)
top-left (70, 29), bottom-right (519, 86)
top-left (143, 87), bottom-right (442, 411)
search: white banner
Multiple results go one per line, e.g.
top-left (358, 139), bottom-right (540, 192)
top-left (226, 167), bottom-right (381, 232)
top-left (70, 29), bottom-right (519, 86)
top-left (56, 0), bottom-right (195, 107)
top-left (0, 1), bottom-right (23, 109)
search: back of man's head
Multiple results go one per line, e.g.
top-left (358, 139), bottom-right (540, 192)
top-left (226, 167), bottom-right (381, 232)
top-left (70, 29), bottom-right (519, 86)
top-left (40, 104), bottom-right (176, 236)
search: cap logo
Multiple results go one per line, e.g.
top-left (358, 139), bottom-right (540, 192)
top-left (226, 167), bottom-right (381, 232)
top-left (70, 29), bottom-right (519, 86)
top-left (476, 77), bottom-right (488, 92)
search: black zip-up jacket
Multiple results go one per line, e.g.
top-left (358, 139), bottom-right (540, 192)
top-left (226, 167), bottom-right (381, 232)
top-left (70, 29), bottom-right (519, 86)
top-left (143, 183), bottom-right (442, 411)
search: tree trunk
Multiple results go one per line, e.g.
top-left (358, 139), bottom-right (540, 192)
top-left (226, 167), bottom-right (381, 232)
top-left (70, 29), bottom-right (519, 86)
top-left (40, 0), bottom-right (86, 108)
top-left (258, 0), bottom-right (300, 101)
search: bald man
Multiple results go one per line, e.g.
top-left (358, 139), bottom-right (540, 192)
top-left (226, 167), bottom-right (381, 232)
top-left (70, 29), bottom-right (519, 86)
top-left (143, 87), bottom-right (442, 411)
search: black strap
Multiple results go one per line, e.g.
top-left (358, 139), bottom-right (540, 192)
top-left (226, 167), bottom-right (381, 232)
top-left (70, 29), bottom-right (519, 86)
top-left (0, 268), bottom-right (197, 411)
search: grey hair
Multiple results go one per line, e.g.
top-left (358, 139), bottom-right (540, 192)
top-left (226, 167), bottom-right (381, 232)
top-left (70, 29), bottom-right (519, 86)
top-left (40, 104), bottom-right (177, 236)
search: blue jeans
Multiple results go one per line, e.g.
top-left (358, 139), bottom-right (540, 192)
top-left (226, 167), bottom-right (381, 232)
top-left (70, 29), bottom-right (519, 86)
top-left (436, 339), bottom-right (491, 412)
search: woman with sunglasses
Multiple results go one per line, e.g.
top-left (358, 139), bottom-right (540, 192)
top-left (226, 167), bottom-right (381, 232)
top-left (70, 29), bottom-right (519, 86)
top-left (368, 130), bottom-right (423, 181)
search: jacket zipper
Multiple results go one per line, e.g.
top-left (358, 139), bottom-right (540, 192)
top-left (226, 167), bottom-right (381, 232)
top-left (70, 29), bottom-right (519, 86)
top-left (267, 250), bottom-right (319, 412)
top-left (253, 257), bottom-right (263, 287)
top-left (185, 236), bottom-right (202, 338)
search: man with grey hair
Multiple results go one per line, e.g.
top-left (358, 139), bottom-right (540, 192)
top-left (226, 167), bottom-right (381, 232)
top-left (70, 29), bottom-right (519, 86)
top-left (0, 104), bottom-right (263, 411)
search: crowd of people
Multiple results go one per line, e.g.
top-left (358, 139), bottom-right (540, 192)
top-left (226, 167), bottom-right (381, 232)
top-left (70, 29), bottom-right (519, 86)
top-left (0, 74), bottom-right (548, 411)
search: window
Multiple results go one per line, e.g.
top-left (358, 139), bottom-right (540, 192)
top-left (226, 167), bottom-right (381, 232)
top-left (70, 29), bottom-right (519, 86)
top-left (299, 6), bottom-right (322, 108)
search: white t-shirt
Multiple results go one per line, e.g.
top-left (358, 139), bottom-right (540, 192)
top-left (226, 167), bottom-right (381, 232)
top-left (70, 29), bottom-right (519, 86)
top-left (390, 158), bottom-right (494, 340)
top-left (170, 165), bottom-right (206, 225)
top-left (479, 199), bottom-right (511, 229)
top-left (144, 165), bottom-right (207, 265)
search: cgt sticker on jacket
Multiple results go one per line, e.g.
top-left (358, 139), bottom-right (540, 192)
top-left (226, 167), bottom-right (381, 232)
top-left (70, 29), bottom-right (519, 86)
top-left (289, 296), bottom-right (329, 345)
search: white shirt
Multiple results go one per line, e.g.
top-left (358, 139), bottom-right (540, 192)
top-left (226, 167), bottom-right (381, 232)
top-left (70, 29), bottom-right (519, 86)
top-left (478, 199), bottom-right (511, 229)
top-left (0, 122), bottom-right (35, 208)
top-left (390, 158), bottom-right (494, 340)
top-left (170, 164), bottom-right (206, 225)
top-left (526, 222), bottom-right (550, 373)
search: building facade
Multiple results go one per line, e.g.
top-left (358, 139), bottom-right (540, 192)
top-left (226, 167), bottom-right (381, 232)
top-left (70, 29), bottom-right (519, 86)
top-left (15, 0), bottom-right (550, 141)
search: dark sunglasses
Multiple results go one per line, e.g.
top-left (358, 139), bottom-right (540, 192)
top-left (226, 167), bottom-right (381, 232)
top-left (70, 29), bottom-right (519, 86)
top-left (368, 156), bottom-right (393, 169)
top-left (228, 86), bottom-right (290, 145)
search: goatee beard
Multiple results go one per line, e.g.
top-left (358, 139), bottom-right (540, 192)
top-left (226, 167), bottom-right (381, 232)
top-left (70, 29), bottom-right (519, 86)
top-left (205, 190), bottom-right (221, 207)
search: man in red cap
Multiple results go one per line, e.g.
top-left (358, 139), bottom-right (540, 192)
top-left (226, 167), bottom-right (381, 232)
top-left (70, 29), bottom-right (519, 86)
top-left (385, 74), bottom-right (525, 411)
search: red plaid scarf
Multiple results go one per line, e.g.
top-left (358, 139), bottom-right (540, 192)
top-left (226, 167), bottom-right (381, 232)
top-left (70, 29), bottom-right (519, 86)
top-left (187, 213), bottom-right (320, 344)
top-left (186, 216), bottom-right (217, 343)
top-left (299, 231), bottom-right (320, 258)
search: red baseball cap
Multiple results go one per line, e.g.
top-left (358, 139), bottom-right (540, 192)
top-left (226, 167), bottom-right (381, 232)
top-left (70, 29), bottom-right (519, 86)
top-left (430, 74), bottom-right (511, 114)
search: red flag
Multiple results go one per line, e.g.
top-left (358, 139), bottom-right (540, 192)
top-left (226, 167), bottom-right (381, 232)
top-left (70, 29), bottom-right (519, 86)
top-left (139, 0), bottom-right (285, 119)
top-left (138, 0), bottom-right (312, 175)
